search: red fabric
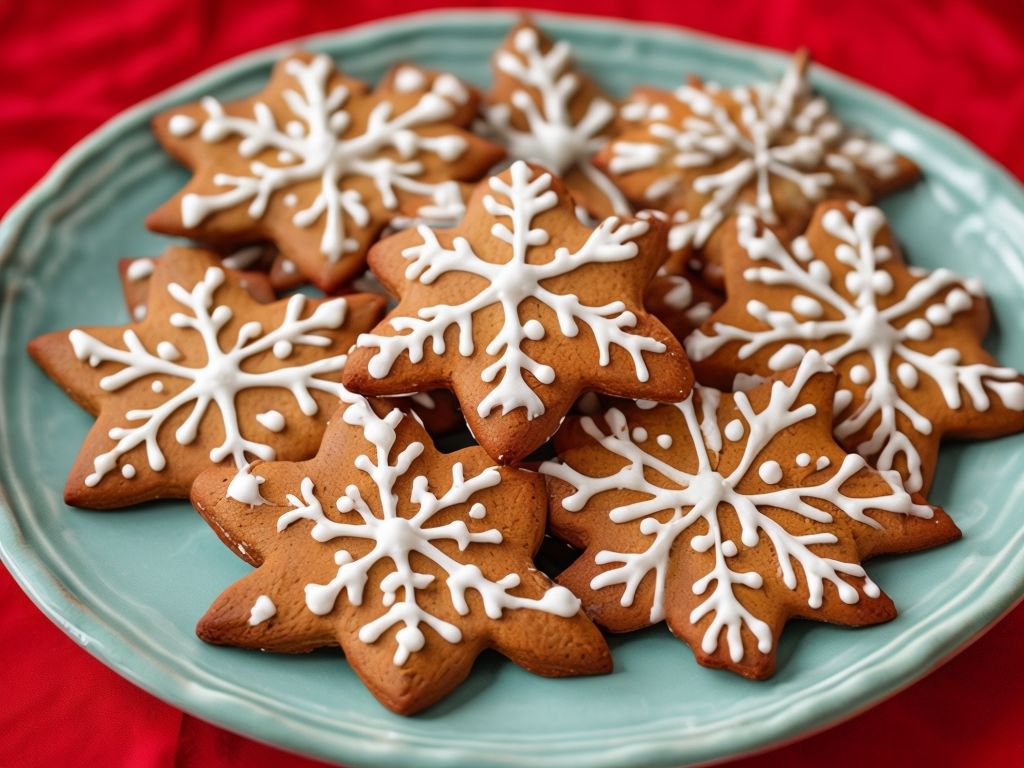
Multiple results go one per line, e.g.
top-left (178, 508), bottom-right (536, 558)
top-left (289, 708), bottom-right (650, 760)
top-left (2, 1), bottom-right (1022, 765)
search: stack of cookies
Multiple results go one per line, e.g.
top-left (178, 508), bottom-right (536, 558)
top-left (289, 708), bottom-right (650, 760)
top-left (29, 20), bottom-right (1024, 714)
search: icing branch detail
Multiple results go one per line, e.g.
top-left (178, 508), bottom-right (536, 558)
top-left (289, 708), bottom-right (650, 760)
top-left (686, 206), bottom-right (1024, 492)
top-left (173, 55), bottom-right (469, 262)
top-left (69, 266), bottom-right (348, 486)
top-left (608, 55), bottom-right (901, 252)
top-left (543, 353), bottom-right (933, 664)
top-left (484, 26), bottom-right (630, 216)
top-left (357, 161), bottom-right (662, 419)
top-left (277, 392), bottom-right (580, 665)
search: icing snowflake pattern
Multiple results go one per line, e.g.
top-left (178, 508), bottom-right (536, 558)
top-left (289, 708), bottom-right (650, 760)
top-left (484, 26), bottom-right (630, 216)
top-left (277, 392), bottom-right (580, 665)
top-left (171, 54), bottom-right (470, 263)
top-left (543, 353), bottom-right (934, 664)
top-left (357, 161), bottom-right (663, 419)
top-left (69, 266), bottom-right (348, 486)
top-left (607, 54), bottom-right (901, 253)
top-left (686, 206), bottom-right (1024, 492)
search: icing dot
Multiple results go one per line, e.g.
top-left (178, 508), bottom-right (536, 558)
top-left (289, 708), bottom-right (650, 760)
top-left (126, 258), bottom-right (155, 282)
top-left (432, 73), bottom-right (469, 104)
top-left (156, 341), bottom-right (181, 361)
top-left (133, 305), bottom-right (147, 322)
top-left (280, 259), bottom-right (297, 275)
top-left (896, 362), bottom-right (919, 389)
top-left (273, 340), bottom-right (293, 359)
top-left (468, 503), bottom-right (486, 519)
top-left (656, 434), bottom-right (673, 449)
top-left (903, 318), bottom-right (932, 341)
top-left (945, 288), bottom-right (972, 313)
top-left (168, 114), bottom-right (197, 137)
top-left (151, 380), bottom-right (164, 393)
top-left (721, 540), bottom-right (738, 557)
top-left (791, 295), bottom-right (823, 318)
top-left (758, 460), bottom-right (783, 485)
top-left (724, 419), bottom-right (744, 442)
top-left (121, 464), bottom-right (136, 479)
top-left (631, 427), bottom-right (649, 443)
top-left (394, 65), bottom-right (427, 92)
top-left (795, 453), bottom-right (811, 467)
top-left (283, 193), bottom-right (298, 207)
top-left (849, 364), bottom-right (871, 385)
top-left (925, 304), bottom-right (952, 326)
top-left (815, 456), bottom-right (831, 471)
top-left (871, 271), bottom-right (894, 295)
top-left (635, 399), bottom-right (658, 410)
top-left (256, 410), bottom-right (285, 432)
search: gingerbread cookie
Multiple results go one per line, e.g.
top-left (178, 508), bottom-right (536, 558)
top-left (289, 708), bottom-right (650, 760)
top-left (482, 21), bottom-right (630, 219)
top-left (147, 53), bottom-right (504, 292)
top-left (594, 52), bottom-right (919, 286)
top-left (686, 202), bottom-right (1024, 493)
top-left (193, 389), bottom-right (611, 714)
top-left (543, 352), bottom-right (960, 679)
top-left (343, 161), bottom-right (693, 465)
top-left (119, 256), bottom-right (276, 323)
top-left (29, 246), bottom-right (385, 508)
top-left (645, 267), bottom-right (722, 345)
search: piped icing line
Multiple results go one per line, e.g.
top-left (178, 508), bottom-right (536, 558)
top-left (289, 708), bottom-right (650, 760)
top-left (686, 206), bottom-right (1024, 492)
top-left (484, 26), bottom-right (630, 216)
top-left (608, 54), bottom-right (901, 253)
top-left (171, 55), bottom-right (471, 263)
top-left (69, 265), bottom-right (349, 487)
top-left (542, 352), bottom-right (933, 664)
top-left (274, 386), bottom-right (580, 666)
top-left (356, 161), bottom-right (661, 420)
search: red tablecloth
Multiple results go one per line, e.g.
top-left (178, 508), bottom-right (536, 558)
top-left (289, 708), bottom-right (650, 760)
top-left (2, 1), bottom-right (1022, 765)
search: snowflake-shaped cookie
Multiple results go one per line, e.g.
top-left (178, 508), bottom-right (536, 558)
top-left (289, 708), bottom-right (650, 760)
top-left (543, 352), bottom-right (960, 678)
top-left (343, 160), bottom-right (692, 465)
top-left (594, 52), bottom-right (918, 285)
top-left (147, 53), bottom-right (504, 292)
top-left (193, 388), bottom-right (611, 714)
top-left (29, 247), bottom-right (384, 508)
top-left (482, 21), bottom-right (630, 219)
top-left (686, 202), bottom-right (1024, 493)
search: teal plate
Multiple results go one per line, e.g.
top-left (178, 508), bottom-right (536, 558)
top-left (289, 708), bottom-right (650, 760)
top-left (2, 10), bottom-right (1024, 768)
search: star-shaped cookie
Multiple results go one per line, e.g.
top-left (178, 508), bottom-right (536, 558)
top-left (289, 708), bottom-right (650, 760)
top-left (147, 53), bottom-right (504, 292)
top-left (543, 352), bottom-right (960, 679)
top-left (193, 389), bottom-right (611, 715)
top-left (29, 247), bottom-right (384, 508)
top-left (343, 160), bottom-right (693, 465)
top-left (482, 20), bottom-right (630, 219)
top-left (686, 202), bottom-right (1024, 494)
top-left (594, 52), bottom-right (919, 286)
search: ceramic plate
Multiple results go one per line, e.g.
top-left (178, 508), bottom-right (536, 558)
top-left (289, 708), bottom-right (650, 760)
top-left (2, 10), bottom-right (1023, 768)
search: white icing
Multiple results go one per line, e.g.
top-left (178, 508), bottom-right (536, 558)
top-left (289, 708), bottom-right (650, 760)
top-left (121, 464), bottom-right (136, 479)
top-left (542, 352), bottom-right (931, 663)
top-left (68, 266), bottom-right (350, 487)
top-left (609, 56), bottom-right (900, 251)
top-left (795, 452), bottom-right (811, 467)
top-left (133, 306), bottom-right (147, 322)
top-left (227, 465), bottom-right (268, 506)
top-left (631, 427), bottom-right (648, 442)
top-left (686, 206), bottom-right (1024, 492)
top-left (484, 26), bottom-right (630, 216)
top-left (126, 258), bottom-right (155, 282)
top-left (723, 419), bottom-right (744, 442)
top-left (393, 65), bottom-right (427, 93)
top-left (255, 409), bottom-right (286, 432)
top-left (357, 162), bottom-right (662, 420)
top-left (274, 390), bottom-right (580, 665)
top-left (221, 245), bottom-right (265, 270)
top-left (757, 460), bottom-right (783, 484)
top-left (656, 434), bottom-right (673, 449)
top-left (168, 114), bottom-right (198, 137)
top-left (248, 594), bottom-right (277, 625)
top-left (178, 55), bottom-right (471, 262)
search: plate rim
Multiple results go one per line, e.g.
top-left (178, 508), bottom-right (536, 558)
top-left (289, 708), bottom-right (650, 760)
top-left (2, 9), bottom-right (1024, 768)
